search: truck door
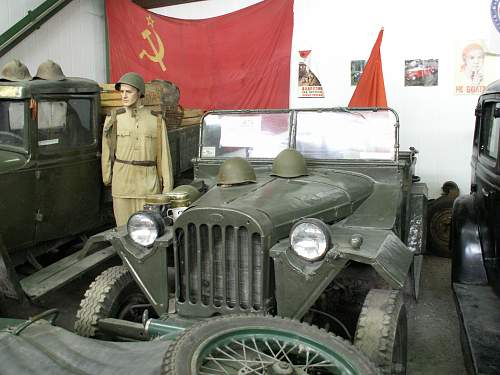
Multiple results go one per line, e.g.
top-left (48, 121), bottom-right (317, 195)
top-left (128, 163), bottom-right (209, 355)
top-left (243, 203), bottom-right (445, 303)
top-left (0, 99), bottom-right (36, 250)
top-left (34, 96), bottom-right (102, 243)
top-left (476, 99), bottom-right (500, 286)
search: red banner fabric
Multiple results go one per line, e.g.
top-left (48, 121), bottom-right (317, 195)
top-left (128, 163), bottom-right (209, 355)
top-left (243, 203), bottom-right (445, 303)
top-left (349, 28), bottom-right (387, 107)
top-left (106, 0), bottom-right (294, 110)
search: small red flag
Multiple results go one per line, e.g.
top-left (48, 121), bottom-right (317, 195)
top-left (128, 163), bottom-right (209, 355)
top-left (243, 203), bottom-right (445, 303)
top-left (349, 28), bottom-right (387, 107)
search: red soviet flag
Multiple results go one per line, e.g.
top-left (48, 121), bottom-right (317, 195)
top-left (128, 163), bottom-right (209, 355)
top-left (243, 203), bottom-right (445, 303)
top-left (106, 0), bottom-right (294, 110)
top-left (349, 28), bottom-right (387, 107)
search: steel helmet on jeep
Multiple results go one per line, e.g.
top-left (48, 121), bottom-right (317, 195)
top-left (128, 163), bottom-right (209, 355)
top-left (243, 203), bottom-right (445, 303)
top-left (271, 148), bottom-right (308, 178)
top-left (217, 157), bottom-right (256, 185)
top-left (0, 59), bottom-right (32, 81)
top-left (115, 72), bottom-right (145, 98)
top-left (34, 60), bottom-right (66, 81)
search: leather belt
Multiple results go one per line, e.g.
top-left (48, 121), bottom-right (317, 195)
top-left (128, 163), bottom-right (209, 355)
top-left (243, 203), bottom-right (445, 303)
top-left (115, 158), bottom-right (156, 167)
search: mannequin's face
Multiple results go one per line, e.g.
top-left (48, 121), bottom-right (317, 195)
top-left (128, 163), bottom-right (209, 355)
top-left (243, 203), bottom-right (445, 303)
top-left (120, 84), bottom-right (139, 107)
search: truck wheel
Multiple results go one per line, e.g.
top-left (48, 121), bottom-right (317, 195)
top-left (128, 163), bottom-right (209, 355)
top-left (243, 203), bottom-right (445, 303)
top-left (74, 265), bottom-right (148, 339)
top-left (427, 196), bottom-right (455, 258)
top-left (354, 289), bottom-right (407, 375)
top-left (162, 314), bottom-right (380, 375)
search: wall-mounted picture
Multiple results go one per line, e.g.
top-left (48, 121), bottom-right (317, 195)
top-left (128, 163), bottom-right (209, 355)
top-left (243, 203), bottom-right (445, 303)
top-left (298, 50), bottom-right (324, 98)
top-left (453, 41), bottom-right (500, 95)
top-left (350, 60), bottom-right (366, 86)
top-left (405, 59), bottom-right (439, 86)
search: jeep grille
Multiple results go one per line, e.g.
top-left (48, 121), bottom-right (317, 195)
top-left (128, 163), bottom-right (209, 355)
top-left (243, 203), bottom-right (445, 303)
top-left (174, 219), bottom-right (267, 315)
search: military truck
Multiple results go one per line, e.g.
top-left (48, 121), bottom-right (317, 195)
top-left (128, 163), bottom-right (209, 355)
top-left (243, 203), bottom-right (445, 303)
top-left (451, 79), bottom-right (500, 375)
top-left (73, 107), bottom-right (427, 375)
top-left (0, 76), bottom-right (199, 302)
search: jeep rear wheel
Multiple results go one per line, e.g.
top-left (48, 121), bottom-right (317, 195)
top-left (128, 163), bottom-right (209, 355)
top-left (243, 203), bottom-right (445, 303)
top-left (74, 265), bottom-right (149, 339)
top-left (354, 289), bottom-right (407, 375)
top-left (162, 314), bottom-right (380, 375)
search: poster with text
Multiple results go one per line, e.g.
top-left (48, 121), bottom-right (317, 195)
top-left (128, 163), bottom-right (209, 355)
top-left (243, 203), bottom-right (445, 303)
top-left (454, 40), bottom-right (500, 95)
top-left (298, 50), bottom-right (324, 98)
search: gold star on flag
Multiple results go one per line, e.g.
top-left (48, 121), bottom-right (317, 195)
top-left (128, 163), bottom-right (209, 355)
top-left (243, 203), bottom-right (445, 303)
top-left (146, 15), bottom-right (154, 28)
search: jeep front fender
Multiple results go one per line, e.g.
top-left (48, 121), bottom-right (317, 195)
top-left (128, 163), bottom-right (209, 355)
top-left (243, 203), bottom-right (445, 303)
top-left (107, 226), bottom-right (173, 316)
top-left (270, 227), bottom-right (413, 319)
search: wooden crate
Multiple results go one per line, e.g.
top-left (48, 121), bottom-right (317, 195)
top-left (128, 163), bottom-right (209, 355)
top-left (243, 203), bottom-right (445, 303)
top-left (99, 83), bottom-right (204, 127)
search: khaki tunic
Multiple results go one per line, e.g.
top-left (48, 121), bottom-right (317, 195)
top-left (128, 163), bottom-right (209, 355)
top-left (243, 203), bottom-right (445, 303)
top-left (101, 105), bottom-right (173, 225)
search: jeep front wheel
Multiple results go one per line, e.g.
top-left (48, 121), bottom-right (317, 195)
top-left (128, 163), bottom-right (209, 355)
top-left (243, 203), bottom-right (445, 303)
top-left (74, 265), bottom-right (149, 339)
top-left (354, 289), bottom-right (407, 375)
top-left (162, 314), bottom-right (380, 375)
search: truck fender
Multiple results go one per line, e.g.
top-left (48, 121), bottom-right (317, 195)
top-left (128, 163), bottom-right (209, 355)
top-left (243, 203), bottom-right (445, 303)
top-left (450, 194), bottom-right (488, 284)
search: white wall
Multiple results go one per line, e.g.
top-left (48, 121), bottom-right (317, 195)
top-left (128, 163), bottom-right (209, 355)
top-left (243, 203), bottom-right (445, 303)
top-left (155, 0), bottom-right (500, 198)
top-left (0, 0), bottom-right (46, 35)
top-left (0, 0), bottom-right (106, 83)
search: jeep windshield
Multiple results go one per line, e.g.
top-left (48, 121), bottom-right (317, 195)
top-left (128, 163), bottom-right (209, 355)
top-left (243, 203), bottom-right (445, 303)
top-left (200, 108), bottom-right (398, 160)
top-left (0, 100), bottom-right (27, 151)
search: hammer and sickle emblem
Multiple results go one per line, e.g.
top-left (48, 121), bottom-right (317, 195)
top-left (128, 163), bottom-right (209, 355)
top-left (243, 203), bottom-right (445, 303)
top-left (139, 18), bottom-right (166, 71)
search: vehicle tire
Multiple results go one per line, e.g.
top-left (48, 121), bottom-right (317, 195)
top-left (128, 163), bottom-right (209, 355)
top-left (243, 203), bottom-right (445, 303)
top-left (354, 289), bottom-right (407, 375)
top-left (427, 196), bottom-right (455, 258)
top-left (74, 265), bottom-right (149, 339)
top-left (162, 314), bottom-right (381, 375)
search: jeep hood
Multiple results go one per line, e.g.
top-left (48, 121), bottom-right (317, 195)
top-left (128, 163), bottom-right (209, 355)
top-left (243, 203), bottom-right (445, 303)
top-left (0, 149), bottom-right (28, 173)
top-left (188, 171), bottom-right (374, 239)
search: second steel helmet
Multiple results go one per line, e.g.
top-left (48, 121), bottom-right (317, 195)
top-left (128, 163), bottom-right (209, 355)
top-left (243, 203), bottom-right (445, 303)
top-left (115, 72), bottom-right (145, 98)
top-left (217, 157), bottom-right (256, 185)
top-left (271, 149), bottom-right (308, 178)
top-left (0, 59), bottom-right (32, 81)
top-left (34, 60), bottom-right (66, 80)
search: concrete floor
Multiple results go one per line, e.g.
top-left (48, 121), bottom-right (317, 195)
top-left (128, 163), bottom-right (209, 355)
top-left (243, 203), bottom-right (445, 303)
top-left (0, 255), bottom-right (467, 375)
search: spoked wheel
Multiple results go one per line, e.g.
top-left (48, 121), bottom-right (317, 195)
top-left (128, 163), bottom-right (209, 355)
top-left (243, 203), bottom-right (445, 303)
top-left (354, 289), bottom-right (407, 375)
top-left (162, 314), bottom-right (380, 375)
top-left (74, 265), bottom-right (153, 339)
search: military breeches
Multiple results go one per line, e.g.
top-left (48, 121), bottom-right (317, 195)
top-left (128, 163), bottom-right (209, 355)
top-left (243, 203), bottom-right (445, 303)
top-left (112, 197), bottom-right (147, 227)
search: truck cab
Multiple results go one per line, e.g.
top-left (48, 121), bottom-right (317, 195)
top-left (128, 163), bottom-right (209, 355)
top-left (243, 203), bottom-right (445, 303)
top-left (451, 79), bottom-right (500, 375)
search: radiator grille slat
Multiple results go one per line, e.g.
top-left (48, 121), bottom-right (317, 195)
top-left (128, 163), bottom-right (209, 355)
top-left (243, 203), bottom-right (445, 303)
top-left (176, 222), bottom-right (264, 311)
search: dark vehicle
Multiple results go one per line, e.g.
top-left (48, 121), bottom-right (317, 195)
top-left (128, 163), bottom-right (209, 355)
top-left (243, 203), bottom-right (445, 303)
top-left (0, 78), bottom-right (198, 302)
top-left (75, 107), bottom-right (427, 375)
top-left (451, 79), bottom-right (500, 375)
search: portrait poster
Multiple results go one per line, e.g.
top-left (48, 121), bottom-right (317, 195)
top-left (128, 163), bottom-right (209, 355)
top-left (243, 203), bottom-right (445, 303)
top-left (454, 40), bottom-right (500, 95)
top-left (298, 50), bottom-right (324, 98)
top-left (351, 60), bottom-right (366, 86)
top-left (404, 59), bottom-right (438, 87)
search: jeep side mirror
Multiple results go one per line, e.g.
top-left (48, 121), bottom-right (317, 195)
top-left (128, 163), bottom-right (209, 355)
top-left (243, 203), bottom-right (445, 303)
top-left (494, 107), bottom-right (500, 118)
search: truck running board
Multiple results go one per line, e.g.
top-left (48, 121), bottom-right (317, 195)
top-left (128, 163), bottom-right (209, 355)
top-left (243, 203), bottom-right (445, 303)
top-left (20, 246), bottom-right (116, 300)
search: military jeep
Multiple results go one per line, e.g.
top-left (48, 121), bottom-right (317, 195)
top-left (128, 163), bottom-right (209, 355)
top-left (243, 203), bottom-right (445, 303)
top-left (75, 107), bottom-right (427, 375)
top-left (0, 77), bottom-right (199, 303)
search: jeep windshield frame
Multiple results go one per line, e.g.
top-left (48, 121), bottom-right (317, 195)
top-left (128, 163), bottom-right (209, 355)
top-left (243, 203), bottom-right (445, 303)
top-left (199, 107), bottom-right (400, 162)
top-left (0, 99), bottom-right (29, 153)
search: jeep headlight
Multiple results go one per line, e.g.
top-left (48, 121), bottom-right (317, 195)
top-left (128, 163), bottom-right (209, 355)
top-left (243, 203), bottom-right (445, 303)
top-left (290, 218), bottom-right (332, 261)
top-left (127, 211), bottom-right (165, 247)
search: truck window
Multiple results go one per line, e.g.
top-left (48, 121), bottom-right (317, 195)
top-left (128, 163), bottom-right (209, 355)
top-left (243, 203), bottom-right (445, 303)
top-left (480, 102), bottom-right (500, 160)
top-left (37, 98), bottom-right (93, 149)
top-left (0, 101), bottom-right (26, 149)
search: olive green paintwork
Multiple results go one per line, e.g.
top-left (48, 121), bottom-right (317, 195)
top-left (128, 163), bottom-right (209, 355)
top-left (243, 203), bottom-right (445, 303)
top-left (0, 78), bottom-right (105, 259)
top-left (0, 78), bottom-right (199, 266)
top-left (102, 108), bottom-right (426, 323)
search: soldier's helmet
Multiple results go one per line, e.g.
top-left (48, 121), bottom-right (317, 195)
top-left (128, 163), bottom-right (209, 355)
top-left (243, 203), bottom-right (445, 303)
top-left (34, 60), bottom-right (66, 80)
top-left (217, 157), bottom-right (257, 185)
top-left (0, 59), bottom-right (32, 81)
top-left (271, 148), bottom-right (308, 178)
top-left (115, 72), bottom-right (145, 98)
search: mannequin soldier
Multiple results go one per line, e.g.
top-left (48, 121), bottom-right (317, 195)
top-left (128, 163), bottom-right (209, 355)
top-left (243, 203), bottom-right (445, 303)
top-left (101, 72), bottom-right (173, 226)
